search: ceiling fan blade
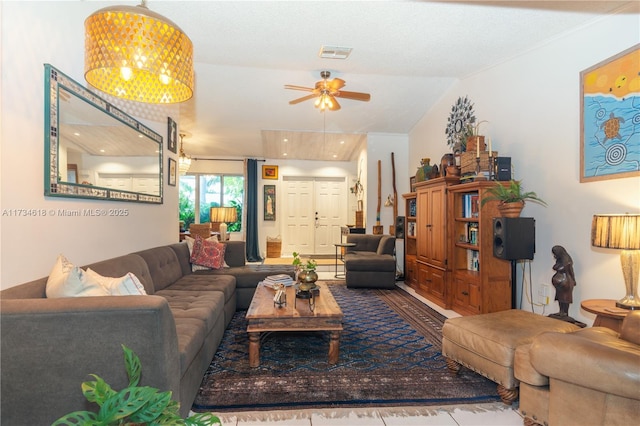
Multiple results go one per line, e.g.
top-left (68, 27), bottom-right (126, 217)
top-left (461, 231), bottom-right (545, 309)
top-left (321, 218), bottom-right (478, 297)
top-left (336, 90), bottom-right (371, 102)
top-left (284, 84), bottom-right (315, 92)
top-left (328, 78), bottom-right (346, 91)
top-left (329, 96), bottom-right (341, 111)
top-left (289, 94), bottom-right (318, 105)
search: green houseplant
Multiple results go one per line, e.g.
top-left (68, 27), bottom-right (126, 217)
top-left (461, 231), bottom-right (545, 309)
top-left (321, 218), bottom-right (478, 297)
top-left (481, 180), bottom-right (547, 217)
top-left (52, 345), bottom-right (220, 426)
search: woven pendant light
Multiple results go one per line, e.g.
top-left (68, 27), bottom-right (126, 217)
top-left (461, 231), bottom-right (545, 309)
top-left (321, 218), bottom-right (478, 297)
top-left (85, 0), bottom-right (194, 104)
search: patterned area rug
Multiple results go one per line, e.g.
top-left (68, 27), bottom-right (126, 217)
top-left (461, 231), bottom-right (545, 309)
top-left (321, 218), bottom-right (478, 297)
top-left (192, 282), bottom-right (499, 412)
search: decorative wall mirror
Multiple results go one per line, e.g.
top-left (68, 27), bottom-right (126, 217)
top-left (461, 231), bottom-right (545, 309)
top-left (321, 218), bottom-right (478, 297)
top-left (44, 64), bottom-right (163, 204)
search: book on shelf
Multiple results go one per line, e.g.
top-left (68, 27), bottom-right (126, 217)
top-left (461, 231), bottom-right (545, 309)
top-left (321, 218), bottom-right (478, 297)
top-left (466, 249), bottom-right (479, 272)
top-left (470, 195), bottom-right (479, 218)
top-left (461, 193), bottom-right (480, 219)
top-left (409, 199), bottom-right (417, 217)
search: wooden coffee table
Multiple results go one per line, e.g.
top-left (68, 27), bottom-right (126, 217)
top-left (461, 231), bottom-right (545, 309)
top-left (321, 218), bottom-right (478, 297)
top-left (246, 281), bottom-right (343, 367)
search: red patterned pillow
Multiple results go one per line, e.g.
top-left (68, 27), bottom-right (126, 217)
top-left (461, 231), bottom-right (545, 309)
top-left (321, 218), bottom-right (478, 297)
top-left (190, 235), bottom-right (226, 269)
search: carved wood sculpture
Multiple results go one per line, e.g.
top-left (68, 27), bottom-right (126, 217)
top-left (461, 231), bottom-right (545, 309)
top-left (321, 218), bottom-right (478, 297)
top-left (373, 160), bottom-right (383, 235)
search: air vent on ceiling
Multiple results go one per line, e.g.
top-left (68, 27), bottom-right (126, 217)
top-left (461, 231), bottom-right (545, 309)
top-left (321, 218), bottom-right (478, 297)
top-left (319, 45), bottom-right (352, 60)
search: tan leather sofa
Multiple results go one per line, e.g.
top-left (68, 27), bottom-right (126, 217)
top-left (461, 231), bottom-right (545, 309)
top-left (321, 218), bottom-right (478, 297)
top-left (515, 311), bottom-right (640, 426)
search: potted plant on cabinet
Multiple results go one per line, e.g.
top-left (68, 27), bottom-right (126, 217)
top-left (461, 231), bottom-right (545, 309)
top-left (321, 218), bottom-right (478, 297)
top-left (481, 180), bottom-right (547, 217)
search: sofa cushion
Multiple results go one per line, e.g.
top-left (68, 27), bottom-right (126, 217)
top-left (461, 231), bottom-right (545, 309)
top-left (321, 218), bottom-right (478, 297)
top-left (84, 254), bottom-right (155, 295)
top-left (195, 264), bottom-right (294, 289)
top-left (344, 253), bottom-right (396, 272)
top-left (164, 274), bottom-right (236, 305)
top-left (156, 290), bottom-right (225, 376)
top-left (376, 235), bottom-right (396, 255)
top-left (514, 343), bottom-right (548, 386)
top-left (190, 236), bottom-right (227, 269)
top-left (134, 246), bottom-right (184, 292)
top-left (620, 311), bottom-right (640, 345)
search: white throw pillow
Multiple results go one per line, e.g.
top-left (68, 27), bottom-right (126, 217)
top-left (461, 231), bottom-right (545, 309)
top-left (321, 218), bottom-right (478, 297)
top-left (85, 269), bottom-right (147, 296)
top-left (45, 254), bottom-right (109, 298)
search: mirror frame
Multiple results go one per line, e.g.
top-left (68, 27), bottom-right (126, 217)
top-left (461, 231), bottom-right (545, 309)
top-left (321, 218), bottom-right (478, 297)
top-left (44, 64), bottom-right (163, 204)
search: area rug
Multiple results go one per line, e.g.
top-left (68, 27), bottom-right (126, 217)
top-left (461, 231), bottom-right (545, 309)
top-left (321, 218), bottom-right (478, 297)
top-left (192, 282), bottom-right (499, 412)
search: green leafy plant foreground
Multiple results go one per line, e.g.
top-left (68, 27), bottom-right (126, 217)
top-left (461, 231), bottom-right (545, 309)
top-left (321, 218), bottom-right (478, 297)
top-left (52, 345), bottom-right (220, 426)
top-left (480, 180), bottom-right (547, 207)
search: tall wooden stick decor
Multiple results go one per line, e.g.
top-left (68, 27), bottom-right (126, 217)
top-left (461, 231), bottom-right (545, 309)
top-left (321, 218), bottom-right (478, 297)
top-left (390, 152), bottom-right (398, 235)
top-left (373, 160), bottom-right (383, 235)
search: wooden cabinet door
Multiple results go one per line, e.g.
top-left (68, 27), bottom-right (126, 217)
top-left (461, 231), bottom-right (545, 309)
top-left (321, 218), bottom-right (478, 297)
top-left (416, 189), bottom-right (430, 263)
top-left (427, 185), bottom-right (447, 269)
top-left (405, 256), bottom-right (417, 287)
top-left (428, 265), bottom-right (446, 301)
top-left (416, 184), bottom-right (447, 268)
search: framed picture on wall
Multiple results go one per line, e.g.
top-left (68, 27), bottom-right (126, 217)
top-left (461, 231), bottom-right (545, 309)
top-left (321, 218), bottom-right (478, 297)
top-left (167, 117), bottom-right (177, 154)
top-left (264, 184), bottom-right (276, 221)
top-left (262, 165), bottom-right (278, 180)
top-left (168, 158), bottom-right (177, 186)
top-left (580, 44), bottom-right (640, 182)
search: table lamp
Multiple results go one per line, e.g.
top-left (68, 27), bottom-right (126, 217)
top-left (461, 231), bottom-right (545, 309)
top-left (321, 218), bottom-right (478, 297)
top-left (210, 207), bottom-right (237, 241)
top-left (591, 214), bottom-right (640, 309)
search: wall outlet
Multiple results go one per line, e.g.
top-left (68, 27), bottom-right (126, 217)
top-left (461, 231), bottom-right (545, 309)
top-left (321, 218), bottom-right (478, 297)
top-left (538, 284), bottom-right (551, 305)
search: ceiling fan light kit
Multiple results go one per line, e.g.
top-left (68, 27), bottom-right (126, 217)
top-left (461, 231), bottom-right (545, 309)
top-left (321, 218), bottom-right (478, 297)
top-left (84, 0), bottom-right (194, 104)
top-left (285, 71), bottom-right (371, 111)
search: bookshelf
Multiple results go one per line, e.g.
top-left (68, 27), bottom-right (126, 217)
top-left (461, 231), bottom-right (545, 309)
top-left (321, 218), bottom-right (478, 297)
top-left (402, 192), bottom-right (417, 288)
top-left (448, 181), bottom-right (512, 315)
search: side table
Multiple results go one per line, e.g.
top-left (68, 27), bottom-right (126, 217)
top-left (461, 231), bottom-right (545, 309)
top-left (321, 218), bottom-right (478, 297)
top-left (334, 243), bottom-right (356, 279)
top-left (580, 299), bottom-right (630, 333)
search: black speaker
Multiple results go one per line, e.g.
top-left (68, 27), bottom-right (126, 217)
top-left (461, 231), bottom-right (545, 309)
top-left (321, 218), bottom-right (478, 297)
top-left (493, 217), bottom-right (535, 260)
top-left (495, 157), bottom-right (512, 181)
top-left (395, 216), bottom-right (406, 239)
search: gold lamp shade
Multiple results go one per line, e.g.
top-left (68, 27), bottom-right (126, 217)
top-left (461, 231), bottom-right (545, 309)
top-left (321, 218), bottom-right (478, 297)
top-left (210, 207), bottom-right (238, 241)
top-left (592, 214), bottom-right (640, 310)
top-left (210, 207), bottom-right (238, 225)
top-left (85, 1), bottom-right (194, 104)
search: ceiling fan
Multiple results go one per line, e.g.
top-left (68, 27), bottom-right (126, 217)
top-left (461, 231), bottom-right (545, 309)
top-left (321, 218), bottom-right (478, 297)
top-left (285, 71), bottom-right (371, 111)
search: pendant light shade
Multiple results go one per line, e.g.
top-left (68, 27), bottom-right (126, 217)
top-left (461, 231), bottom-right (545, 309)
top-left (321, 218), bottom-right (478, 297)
top-left (84, 1), bottom-right (194, 104)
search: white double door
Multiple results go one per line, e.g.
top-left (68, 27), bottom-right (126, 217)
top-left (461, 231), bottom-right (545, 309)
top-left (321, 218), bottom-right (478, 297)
top-left (282, 176), bottom-right (347, 256)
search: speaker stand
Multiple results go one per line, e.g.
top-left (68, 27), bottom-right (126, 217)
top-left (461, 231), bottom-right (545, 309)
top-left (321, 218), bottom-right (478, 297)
top-left (510, 260), bottom-right (517, 309)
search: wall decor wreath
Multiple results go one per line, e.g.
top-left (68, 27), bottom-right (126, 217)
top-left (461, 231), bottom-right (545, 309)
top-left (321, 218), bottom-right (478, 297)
top-left (445, 96), bottom-right (476, 153)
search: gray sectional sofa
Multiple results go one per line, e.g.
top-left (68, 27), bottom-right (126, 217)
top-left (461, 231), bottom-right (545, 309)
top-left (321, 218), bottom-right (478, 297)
top-left (0, 241), bottom-right (293, 425)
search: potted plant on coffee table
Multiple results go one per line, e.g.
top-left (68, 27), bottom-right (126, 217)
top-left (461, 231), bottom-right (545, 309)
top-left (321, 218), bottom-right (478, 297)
top-left (481, 180), bottom-right (547, 217)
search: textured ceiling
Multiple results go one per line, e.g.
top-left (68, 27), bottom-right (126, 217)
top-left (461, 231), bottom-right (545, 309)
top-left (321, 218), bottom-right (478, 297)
top-left (84, 1), bottom-right (633, 161)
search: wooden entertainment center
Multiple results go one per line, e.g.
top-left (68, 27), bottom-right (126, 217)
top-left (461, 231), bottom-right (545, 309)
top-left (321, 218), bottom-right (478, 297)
top-left (403, 178), bottom-right (512, 316)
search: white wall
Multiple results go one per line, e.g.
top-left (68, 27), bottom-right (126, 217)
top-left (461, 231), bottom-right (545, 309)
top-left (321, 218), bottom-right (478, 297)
top-left (366, 133), bottom-right (411, 232)
top-left (1, 2), bottom-right (179, 288)
top-left (409, 6), bottom-right (640, 324)
top-left (255, 159), bottom-right (357, 258)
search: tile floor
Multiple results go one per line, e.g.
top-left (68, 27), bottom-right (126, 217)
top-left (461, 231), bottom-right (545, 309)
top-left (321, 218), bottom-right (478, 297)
top-left (209, 270), bottom-right (523, 425)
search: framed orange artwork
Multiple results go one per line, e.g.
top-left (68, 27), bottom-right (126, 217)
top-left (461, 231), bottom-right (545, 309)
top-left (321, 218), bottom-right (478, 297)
top-left (262, 165), bottom-right (278, 180)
